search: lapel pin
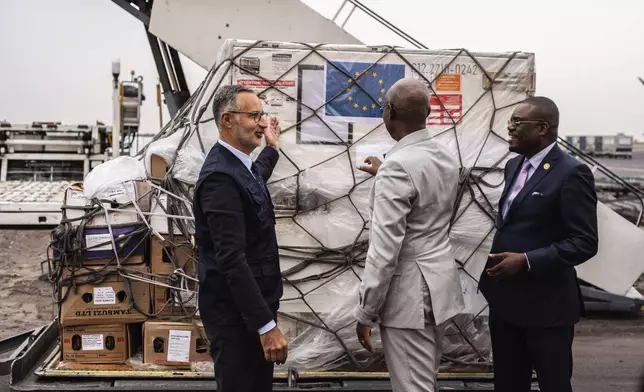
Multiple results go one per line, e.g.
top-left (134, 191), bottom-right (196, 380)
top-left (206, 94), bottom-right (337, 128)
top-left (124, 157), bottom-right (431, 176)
top-left (543, 162), bottom-right (550, 170)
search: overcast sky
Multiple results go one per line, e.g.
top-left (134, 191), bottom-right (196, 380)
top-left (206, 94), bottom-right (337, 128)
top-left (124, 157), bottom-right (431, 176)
top-left (1, 0), bottom-right (643, 139)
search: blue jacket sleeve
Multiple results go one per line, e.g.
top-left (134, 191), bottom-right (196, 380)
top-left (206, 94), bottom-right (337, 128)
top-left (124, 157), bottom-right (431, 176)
top-left (254, 146), bottom-right (279, 183)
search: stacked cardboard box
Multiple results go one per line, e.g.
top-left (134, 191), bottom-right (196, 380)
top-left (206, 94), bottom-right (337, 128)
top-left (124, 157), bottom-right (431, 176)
top-left (143, 154), bottom-right (209, 367)
top-left (143, 320), bottom-right (210, 368)
top-left (56, 180), bottom-right (152, 364)
top-left (54, 158), bottom-right (210, 367)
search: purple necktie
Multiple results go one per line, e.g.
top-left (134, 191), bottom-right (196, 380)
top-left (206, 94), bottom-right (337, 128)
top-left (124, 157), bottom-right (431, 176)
top-left (503, 160), bottom-right (531, 218)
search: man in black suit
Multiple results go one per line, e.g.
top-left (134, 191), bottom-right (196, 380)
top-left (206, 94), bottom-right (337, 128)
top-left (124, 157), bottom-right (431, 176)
top-left (194, 85), bottom-right (287, 392)
top-left (478, 96), bottom-right (598, 392)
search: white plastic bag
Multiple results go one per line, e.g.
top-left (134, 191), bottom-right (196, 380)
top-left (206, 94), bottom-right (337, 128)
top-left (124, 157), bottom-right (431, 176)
top-left (172, 146), bottom-right (206, 185)
top-left (144, 130), bottom-right (184, 176)
top-left (83, 156), bottom-right (146, 199)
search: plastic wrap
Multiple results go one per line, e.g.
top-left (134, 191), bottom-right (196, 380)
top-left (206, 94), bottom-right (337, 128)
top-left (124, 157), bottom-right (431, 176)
top-left (83, 156), bottom-right (146, 199)
top-left (126, 39), bottom-right (537, 372)
top-left (171, 146), bottom-right (206, 185)
top-left (143, 129), bottom-right (184, 177)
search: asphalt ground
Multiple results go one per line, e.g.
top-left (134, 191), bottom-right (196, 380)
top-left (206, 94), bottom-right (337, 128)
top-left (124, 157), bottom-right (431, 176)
top-left (591, 144), bottom-right (644, 180)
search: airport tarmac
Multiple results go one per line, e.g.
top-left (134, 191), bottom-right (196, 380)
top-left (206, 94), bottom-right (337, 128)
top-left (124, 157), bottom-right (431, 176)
top-left (592, 144), bottom-right (644, 180)
top-left (0, 228), bottom-right (643, 391)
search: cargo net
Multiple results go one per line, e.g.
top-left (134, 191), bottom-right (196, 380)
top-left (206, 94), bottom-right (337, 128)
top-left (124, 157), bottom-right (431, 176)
top-left (49, 39), bottom-right (536, 373)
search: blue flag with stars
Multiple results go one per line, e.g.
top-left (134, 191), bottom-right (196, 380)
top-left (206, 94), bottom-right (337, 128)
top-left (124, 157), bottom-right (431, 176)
top-left (324, 61), bottom-right (405, 119)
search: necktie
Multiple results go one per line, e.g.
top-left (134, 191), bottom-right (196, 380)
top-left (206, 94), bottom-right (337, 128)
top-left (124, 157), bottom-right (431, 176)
top-left (503, 160), bottom-right (531, 218)
top-left (250, 163), bottom-right (268, 198)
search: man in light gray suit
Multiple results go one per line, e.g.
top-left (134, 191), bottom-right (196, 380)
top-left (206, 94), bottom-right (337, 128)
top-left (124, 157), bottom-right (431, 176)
top-left (354, 78), bottom-right (465, 392)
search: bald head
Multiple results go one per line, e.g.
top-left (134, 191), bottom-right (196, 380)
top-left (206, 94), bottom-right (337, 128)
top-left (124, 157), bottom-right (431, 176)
top-left (383, 78), bottom-right (430, 139)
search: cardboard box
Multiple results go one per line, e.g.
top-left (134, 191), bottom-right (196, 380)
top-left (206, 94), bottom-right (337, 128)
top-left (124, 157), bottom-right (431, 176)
top-left (152, 282), bottom-right (198, 317)
top-left (61, 323), bottom-right (140, 364)
top-left (149, 154), bottom-right (167, 180)
top-left (149, 238), bottom-right (196, 276)
top-left (74, 254), bottom-right (146, 268)
top-left (60, 265), bottom-right (152, 326)
top-left (142, 321), bottom-right (211, 367)
top-left (61, 183), bottom-right (90, 226)
top-left (150, 193), bottom-right (184, 235)
top-left (149, 237), bottom-right (198, 316)
top-left (147, 153), bottom-right (195, 235)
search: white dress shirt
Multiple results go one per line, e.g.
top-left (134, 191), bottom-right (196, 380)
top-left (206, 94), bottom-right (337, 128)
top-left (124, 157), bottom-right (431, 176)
top-left (502, 141), bottom-right (556, 270)
top-left (217, 140), bottom-right (277, 335)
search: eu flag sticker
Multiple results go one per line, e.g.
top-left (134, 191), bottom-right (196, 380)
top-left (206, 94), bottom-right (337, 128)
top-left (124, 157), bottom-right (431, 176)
top-left (324, 61), bottom-right (405, 120)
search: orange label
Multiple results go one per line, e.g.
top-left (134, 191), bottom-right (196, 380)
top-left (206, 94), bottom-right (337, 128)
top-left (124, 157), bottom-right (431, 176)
top-left (435, 74), bottom-right (461, 92)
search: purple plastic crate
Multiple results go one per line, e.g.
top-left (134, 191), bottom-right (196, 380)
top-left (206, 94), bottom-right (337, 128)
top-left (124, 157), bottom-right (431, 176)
top-left (82, 224), bottom-right (146, 260)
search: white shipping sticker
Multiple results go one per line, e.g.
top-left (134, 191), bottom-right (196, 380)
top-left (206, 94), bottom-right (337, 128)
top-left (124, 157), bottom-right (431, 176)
top-left (171, 291), bottom-right (197, 308)
top-left (82, 334), bottom-right (104, 351)
top-left (70, 190), bottom-right (86, 200)
top-left (96, 182), bottom-right (136, 203)
top-left (151, 194), bottom-right (168, 213)
top-left (85, 233), bottom-right (114, 252)
top-left (167, 329), bottom-right (191, 363)
top-left (159, 194), bottom-right (168, 208)
top-left (93, 287), bottom-right (116, 305)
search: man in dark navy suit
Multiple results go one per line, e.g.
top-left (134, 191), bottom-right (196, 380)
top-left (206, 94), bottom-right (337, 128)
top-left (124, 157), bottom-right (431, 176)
top-left (194, 85), bottom-right (287, 392)
top-left (478, 96), bottom-right (598, 392)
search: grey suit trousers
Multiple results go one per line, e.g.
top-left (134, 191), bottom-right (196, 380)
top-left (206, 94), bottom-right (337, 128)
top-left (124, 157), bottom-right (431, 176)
top-left (381, 279), bottom-right (445, 392)
top-left (381, 322), bottom-right (446, 392)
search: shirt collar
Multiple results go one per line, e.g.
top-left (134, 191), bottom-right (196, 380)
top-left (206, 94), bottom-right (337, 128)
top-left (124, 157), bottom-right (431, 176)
top-left (217, 139), bottom-right (253, 173)
top-left (526, 141), bottom-right (556, 170)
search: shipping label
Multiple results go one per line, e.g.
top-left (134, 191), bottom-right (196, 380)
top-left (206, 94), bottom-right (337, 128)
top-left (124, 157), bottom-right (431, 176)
top-left (82, 334), bottom-right (104, 351)
top-left (167, 330), bottom-right (191, 363)
top-left (93, 287), bottom-right (116, 305)
top-left (95, 182), bottom-right (136, 203)
top-left (69, 190), bottom-right (86, 200)
top-left (239, 57), bottom-right (260, 75)
top-left (482, 71), bottom-right (534, 92)
top-left (85, 233), bottom-right (113, 252)
top-left (428, 94), bottom-right (463, 126)
top-left (271, 53), bottom-right (293, 74)
top-left (434, 74), bottom-right (461, 92)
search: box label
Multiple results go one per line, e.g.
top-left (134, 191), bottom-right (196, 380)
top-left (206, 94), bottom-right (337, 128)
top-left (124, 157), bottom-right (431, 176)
top-left (70, 190), bottom-right (86, 200)
top-left (482, 71), bottom-right (533, 92)
top-left (435, 74), bottom-right (461, 92)
top-left (94, 287), bottom-right (116, 305)
top-left (428, 94), bottom-right (462, 126)
top-left (85, 234), bottom-right (113, 252)
top-left (82, 334), bottom-right (104, 351)
top-left (167, 329), bottom-right (191, 363)
top-left (96, 182), bottom-right (136, 203)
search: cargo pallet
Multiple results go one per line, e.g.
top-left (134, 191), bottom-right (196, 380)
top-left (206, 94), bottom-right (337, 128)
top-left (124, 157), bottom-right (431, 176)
top-left (0, 321), bottom-right (540, 391)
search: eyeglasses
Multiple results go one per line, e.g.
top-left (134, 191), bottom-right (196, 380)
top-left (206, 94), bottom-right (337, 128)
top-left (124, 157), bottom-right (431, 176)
top-left (508, 118), bottom-right (550, 128)
top-left (228, 111), bottom-right (269, 123)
